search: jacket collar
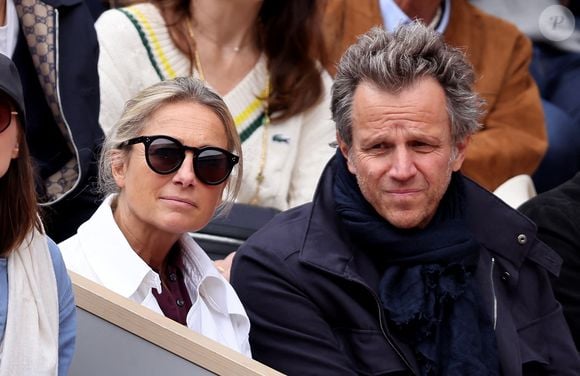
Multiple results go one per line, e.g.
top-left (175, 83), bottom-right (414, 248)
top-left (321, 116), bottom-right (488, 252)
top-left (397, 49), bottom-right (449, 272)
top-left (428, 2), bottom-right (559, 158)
top-left (300, 158), bottom-right (355, 276)
top-left (462, 177), bottom-right (562, 277)
top-left (300, 156), bottom-right (385, 287)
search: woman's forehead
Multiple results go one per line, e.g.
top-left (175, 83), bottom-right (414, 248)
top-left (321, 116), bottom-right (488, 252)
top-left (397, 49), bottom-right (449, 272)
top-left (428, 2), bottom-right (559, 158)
top-left (141, 102), bottom-right (228, 147)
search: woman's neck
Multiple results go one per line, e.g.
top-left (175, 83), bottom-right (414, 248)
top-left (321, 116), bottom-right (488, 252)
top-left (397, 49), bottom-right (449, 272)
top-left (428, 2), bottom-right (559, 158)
top-left (113, 196), bottom-right (179, 271)
top-left (191, 0), bottom-right (261, 54)
top-left (189, 0), bottom-right (262, 95)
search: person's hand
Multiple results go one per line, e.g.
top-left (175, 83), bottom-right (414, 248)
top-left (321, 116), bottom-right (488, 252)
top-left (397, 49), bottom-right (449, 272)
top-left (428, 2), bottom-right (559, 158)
top-left (214, 251), bottom-right (236, 282)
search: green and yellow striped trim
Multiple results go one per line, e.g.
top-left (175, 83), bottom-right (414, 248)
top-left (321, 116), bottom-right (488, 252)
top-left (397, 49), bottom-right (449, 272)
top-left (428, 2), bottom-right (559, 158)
top-left (118, 6), bottom-right (268, 143)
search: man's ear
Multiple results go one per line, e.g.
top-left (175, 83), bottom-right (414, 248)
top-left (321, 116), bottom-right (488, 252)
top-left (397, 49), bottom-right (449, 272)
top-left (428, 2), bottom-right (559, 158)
top-left (337, 133), bottom-right (357, 175)
top-left (450, 136), bottom-right (470, 172)
top-left (111, 150), bottom-right (127, 189)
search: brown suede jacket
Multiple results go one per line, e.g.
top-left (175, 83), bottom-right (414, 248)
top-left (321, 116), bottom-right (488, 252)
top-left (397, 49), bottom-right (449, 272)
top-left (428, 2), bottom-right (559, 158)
top-left (322, 0), bottom-right (547, 191)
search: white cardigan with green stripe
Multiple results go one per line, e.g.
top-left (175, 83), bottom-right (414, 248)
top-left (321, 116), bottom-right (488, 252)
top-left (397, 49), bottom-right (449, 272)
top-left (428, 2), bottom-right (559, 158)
top-left (96, 3), bottom-right (335, 210)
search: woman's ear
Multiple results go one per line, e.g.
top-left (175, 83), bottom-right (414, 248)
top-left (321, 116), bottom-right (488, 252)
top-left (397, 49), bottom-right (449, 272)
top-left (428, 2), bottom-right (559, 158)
top-left (11, 143), bottom-right (19, 159)
top-left (11, 123), bottom-right (22, 159)
top-left (111, 150), bottom-right (127, 189)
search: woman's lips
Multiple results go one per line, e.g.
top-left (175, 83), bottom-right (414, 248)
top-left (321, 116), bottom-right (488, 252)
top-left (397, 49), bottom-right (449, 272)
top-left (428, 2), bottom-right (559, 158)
top-left (160, 196), bottom-right (196, 207)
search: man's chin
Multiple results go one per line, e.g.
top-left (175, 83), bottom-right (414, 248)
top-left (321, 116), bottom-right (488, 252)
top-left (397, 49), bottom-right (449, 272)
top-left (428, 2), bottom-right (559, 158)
top-left (382, 210), bottom-right (431, 230)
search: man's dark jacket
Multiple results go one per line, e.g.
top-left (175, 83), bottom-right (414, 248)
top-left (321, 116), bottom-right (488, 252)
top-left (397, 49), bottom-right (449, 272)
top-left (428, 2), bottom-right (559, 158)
top-left (519, 171), bottom-right (580, 350)
top-left (232, 157), bottom-right (580, 375)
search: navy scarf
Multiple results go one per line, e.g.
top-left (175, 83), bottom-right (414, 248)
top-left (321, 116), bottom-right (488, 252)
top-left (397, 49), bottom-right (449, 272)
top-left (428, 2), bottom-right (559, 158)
top-left (333, 151), bottom-right (499, 376)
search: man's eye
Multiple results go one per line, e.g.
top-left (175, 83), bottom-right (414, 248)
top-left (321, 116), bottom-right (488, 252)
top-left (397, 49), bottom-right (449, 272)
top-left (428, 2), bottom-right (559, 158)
top-left (411, 142), bottom-right (436, 153)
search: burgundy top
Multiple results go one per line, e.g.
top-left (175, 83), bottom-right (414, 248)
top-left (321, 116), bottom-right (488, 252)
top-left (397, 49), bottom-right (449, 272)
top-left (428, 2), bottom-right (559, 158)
top-left (152, 246), bottom-right (193, 326)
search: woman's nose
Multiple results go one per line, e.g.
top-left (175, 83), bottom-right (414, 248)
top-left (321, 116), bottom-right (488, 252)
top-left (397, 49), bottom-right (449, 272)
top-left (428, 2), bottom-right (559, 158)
top-left (172, 153), bottom-right (197, 186)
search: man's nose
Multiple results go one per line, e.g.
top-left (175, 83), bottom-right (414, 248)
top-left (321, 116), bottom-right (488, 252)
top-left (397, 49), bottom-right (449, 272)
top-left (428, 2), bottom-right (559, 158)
top-left (388, 148), bottom-right (417, 181)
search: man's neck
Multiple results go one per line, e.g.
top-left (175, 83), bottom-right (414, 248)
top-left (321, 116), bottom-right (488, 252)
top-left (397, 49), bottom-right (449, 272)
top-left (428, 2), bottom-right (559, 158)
top-left (394, 0), bottom-right (442, 25)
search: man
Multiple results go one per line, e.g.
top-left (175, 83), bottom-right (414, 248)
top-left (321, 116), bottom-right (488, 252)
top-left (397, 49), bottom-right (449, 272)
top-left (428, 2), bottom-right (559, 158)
top-left (1, 0), bottom-right (103, 241)
top-left (231, 24), bottom-right (579, 375)
top-left (519, 172), bottom-right (580, 350)
top-left (322, 0), bottom-right (547, 193)
top-left (470, 0), bottom-right (580, 192)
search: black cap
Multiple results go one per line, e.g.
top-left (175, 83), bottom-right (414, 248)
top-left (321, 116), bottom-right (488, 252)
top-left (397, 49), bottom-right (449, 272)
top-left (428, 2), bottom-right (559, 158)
top-left (0, 53), bottom-right (26, 121)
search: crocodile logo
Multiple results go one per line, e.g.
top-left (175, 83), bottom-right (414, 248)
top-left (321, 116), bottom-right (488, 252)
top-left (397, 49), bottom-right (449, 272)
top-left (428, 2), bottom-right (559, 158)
top-left (272, 134), bottom-right (290, 144)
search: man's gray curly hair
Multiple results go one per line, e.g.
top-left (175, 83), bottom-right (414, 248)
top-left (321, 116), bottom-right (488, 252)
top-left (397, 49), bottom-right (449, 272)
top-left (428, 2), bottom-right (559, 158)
top-left (332, 22), bottom-right (484, 147)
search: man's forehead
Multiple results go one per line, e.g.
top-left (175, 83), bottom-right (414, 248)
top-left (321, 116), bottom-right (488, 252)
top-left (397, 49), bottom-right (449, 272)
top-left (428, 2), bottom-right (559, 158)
top-left (354, 77), bottom-right (445, 99)
top-left (351, 80), bottom-right (451, 134)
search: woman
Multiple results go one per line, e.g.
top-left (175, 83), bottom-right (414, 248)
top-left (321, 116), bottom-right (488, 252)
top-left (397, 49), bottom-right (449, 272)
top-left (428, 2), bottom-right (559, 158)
top-left (60, 77), bottom-right (251, 356)
top-left (96, 0), bottom-right (335, 210)
top-left (0, 54), bottom-right (75, 375)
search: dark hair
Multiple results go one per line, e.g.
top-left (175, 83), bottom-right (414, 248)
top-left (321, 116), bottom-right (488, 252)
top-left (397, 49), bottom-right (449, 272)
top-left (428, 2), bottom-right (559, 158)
top-left (124, 0), bottom-right (326, 121)
top-left (0, 113), bottom-right (41, 256)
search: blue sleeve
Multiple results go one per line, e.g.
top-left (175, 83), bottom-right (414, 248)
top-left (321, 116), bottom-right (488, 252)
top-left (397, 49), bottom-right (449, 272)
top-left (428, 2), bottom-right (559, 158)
top-left (0, 259), bottom-right (7, 344)
top-left (47, 238), bottom-right (76, 376)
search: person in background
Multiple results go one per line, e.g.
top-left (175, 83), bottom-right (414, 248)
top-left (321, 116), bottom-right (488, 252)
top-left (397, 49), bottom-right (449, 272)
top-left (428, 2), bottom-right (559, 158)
top-left (0, 0), bottom-right (103, 242)
top-left (0, 53), bottom-right (75, 376)
top-left (96, 0), bottom-right (335, 211)
top-left (322, 0), bottom-right (547, 193)
top-left (231, 24), bottom-right (579, 375)
top-left (519, 172), bottom-right (580, 350)
top-left (471, 0), bottom-right (580, 193)
top-left (60, 77), bottom-right (251, 356)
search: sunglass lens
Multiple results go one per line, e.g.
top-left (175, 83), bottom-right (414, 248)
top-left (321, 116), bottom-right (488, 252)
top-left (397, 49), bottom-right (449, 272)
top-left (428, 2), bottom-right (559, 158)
top-left (196, 149), bottom-right (231, 184)
top-left (148, 138), bottom-right (184, 173)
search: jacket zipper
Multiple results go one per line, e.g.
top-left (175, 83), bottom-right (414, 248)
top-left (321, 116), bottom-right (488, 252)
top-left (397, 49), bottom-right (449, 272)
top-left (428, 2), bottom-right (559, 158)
top-left (347, 276), bottom-right (417, 375)
top-left (374, 296), bottom-right (417, 375)
top-left (490, 257), bottom-right (498, 330)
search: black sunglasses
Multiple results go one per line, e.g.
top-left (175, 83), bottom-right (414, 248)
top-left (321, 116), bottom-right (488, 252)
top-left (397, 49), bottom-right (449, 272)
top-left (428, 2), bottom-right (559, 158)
top-left (118, 135), bottom-right (239, 185)
top-left (0, 94), bottom-right (18, 134)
